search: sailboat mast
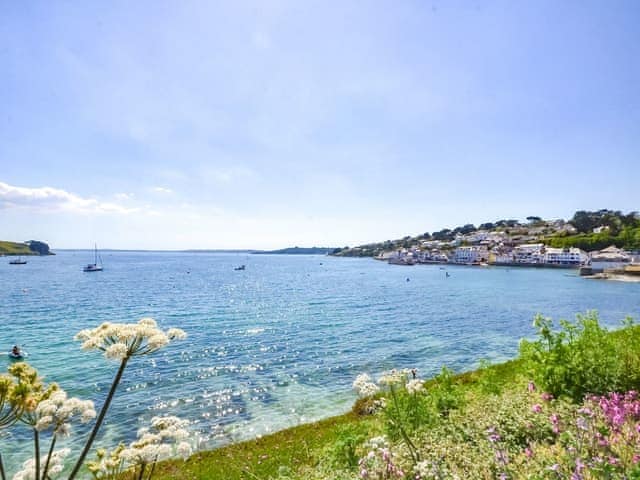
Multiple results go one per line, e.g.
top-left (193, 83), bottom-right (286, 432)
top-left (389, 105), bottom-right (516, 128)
top-left (94, 243), bottom-right (98, 265)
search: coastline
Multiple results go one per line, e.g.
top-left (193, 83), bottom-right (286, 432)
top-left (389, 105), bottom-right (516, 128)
top-left (584, 273), bottom-right (640, 282)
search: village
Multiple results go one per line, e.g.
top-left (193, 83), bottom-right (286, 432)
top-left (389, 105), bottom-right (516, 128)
top-left (379, 225), bottom-right (640, 278)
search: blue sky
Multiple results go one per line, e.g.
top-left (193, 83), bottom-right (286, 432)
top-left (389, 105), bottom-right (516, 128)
top-left (1, 1), bottom-right (639, 249)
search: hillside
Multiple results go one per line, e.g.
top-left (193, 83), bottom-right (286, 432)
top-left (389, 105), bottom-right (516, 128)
top-left (0, 240), bottom-right (53, 256)
top-left (332, 209), bottom-right (640, 257)
top-left (253, 246), bottom-right (337, 255)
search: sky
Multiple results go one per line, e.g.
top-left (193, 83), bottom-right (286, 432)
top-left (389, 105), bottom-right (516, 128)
top-left (1, 1), bottom-right (639, 250)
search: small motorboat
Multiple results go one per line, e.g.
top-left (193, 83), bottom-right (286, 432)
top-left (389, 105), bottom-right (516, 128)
top-left (9, 257), bottom-right (27, 265)
top-left (8, 349), bottom-right (27, 360)
top-left (234, 265), bottom-right (246, 271)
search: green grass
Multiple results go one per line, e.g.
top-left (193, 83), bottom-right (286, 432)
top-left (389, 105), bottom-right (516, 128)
top-left (0, 240), bottom-right (35, 255)
top-left (153, 412), bottom-right (379, 480)
top-left (151, 360), bottom-right (523, 480)
top-left (146, 317), bottom-right (640, 479)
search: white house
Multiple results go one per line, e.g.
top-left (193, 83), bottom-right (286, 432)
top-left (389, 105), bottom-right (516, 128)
top-left (453, 246), bottom-right (489, 264)
top-left (513, 244), bottom-right (545, 264)
top-left (544, 247), bottom-right (588, 266)
top-left (590, 245), bottom-right (631, 271)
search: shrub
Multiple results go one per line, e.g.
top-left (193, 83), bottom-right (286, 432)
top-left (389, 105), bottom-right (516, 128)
top-left (519, 311), bottom-right (640, 402)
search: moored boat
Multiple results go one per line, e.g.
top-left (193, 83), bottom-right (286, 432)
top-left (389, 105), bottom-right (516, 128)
top-left (83, 244), bottom-right (104, 272)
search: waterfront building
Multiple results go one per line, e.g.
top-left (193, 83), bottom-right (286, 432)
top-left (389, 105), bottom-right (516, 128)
top-left (544, 247), bottom-right (588, 265)
top-left (513, 244), bottom-right (545, 263)
top-left (489, 251), bottom-right (515, 264)
top-left (453, 246), bottom-right (489, 264)
top-left (590, 245), bottom-right (631, 271)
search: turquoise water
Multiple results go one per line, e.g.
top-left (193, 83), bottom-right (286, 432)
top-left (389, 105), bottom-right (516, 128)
top-left (1, 251), bottom-right (639, 472)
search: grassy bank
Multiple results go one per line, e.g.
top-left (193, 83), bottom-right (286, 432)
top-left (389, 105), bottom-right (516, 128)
top-left (152, 311), bottom-right (640, 479)
top-left (0, 240), bottom-right (36, 255)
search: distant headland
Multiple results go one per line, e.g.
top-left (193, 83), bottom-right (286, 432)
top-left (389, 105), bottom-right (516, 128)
top-left (0, 240), bottom-right (54, 256)
top-left (252, 246), bottom-right (338, 255)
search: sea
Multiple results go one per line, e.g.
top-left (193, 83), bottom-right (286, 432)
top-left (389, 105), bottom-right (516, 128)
top-left (1, 251), bottom-right (639, 473)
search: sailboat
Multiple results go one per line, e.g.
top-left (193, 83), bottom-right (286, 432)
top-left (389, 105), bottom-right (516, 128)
top-left (83, 244), bottom-right (103, 272)
top-left (9, 256), bottom-right (27, 265)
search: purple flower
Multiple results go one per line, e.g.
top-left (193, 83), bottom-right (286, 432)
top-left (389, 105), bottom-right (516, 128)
top-left (487, 426), bottom-right (501, 443)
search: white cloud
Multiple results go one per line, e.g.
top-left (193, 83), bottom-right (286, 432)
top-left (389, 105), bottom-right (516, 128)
top-left (114, 192), bottom-right (134, 200)
top-left (0, 181), bottom-right (137, 214)
top-left (199, 166), bottom-right (255, 184)
top-left (152, 186), bottom-right (173, 194)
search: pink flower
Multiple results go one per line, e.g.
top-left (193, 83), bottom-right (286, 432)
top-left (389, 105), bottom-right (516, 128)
top-left (541, 392), bottom-right (554, 402)
top-left (532, 404), bottom-right (542, 413)
top-left (528, 381), bottom-right (536, 393)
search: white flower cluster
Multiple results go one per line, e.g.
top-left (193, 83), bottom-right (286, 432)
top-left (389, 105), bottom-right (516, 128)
top-left (35, 389), bottom-right (96, 435)
top-left (377, 369), bottom-right (411, 387)
top-left (75, 318), bottom-right (187, 360)
top-left (414, 459), bottom-right (457, 479)
top-left (354, 369), bottom-right (426, 398)
top-left (406, 379), bottom-right (425, 394)
top-left (88, 445), bottom-right (126, 479)
top-left (119, 415), bottom-right (193, 465)
top-left (12, 448), bottom-right (71, 480)
top-left (366, 435), bottom-right (389, 449)
top-left (353, 374), bottom-right (380, 398)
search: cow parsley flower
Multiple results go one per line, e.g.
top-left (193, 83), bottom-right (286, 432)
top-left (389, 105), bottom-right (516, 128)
top-left (74, 318), bottom-right (187, 360)
top-left (33, 387), bottom-right (96, 436)
top-left (12, 447), bottom-right (71, 480)
top-left (353, 374), bottom-right (380, 398)
top-left (118, 414), bottom-right (193, 467)
top-left (377, 369), bottom-right (410, 387)
top-left (406, 379), bottom-right (424, 394)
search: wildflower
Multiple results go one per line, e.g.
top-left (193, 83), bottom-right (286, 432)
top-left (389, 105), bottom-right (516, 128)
top-left (531, 404), bottom-right (542, 413)
top-left (576, 416), bottom-right (588, 431)
top-left (353, 374), bottom-right (380, 398)
top-left (366, 436), bottom-right (389, 449)
top-left (541, 392), bottom-right (554, 402)
top-left (486, 426), bottom-right (501, 443)
top-left (119, 414), bottom-right (192, 467)
top-left (377, 369), bottom-right (409, 387)
top-left (74, 318), bottom-right (187, 360)
top-left (177, 441), bottom-right (192, 459)
top-left (527, 381), bottom-right (536, 393)
top-left (550, 413), bottom-right (560, 434)
top-left (406, 379), bottom-right (424, 394)
top-left (12, 448), bottom-right (71, 480)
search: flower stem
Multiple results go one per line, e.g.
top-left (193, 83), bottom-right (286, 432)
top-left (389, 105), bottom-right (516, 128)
top-left (34, 429), bottom-right (40, 480)
top-left (41, 434), bottom-right (57, 480)
top-left (0, 452), bottom-right (6, 480)
top-left (68, 356), bottom-right (130, 480)
top-left (389, 385), bottom-right (419, 463)
top-left (136, 463), bottom-right (146, 480)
